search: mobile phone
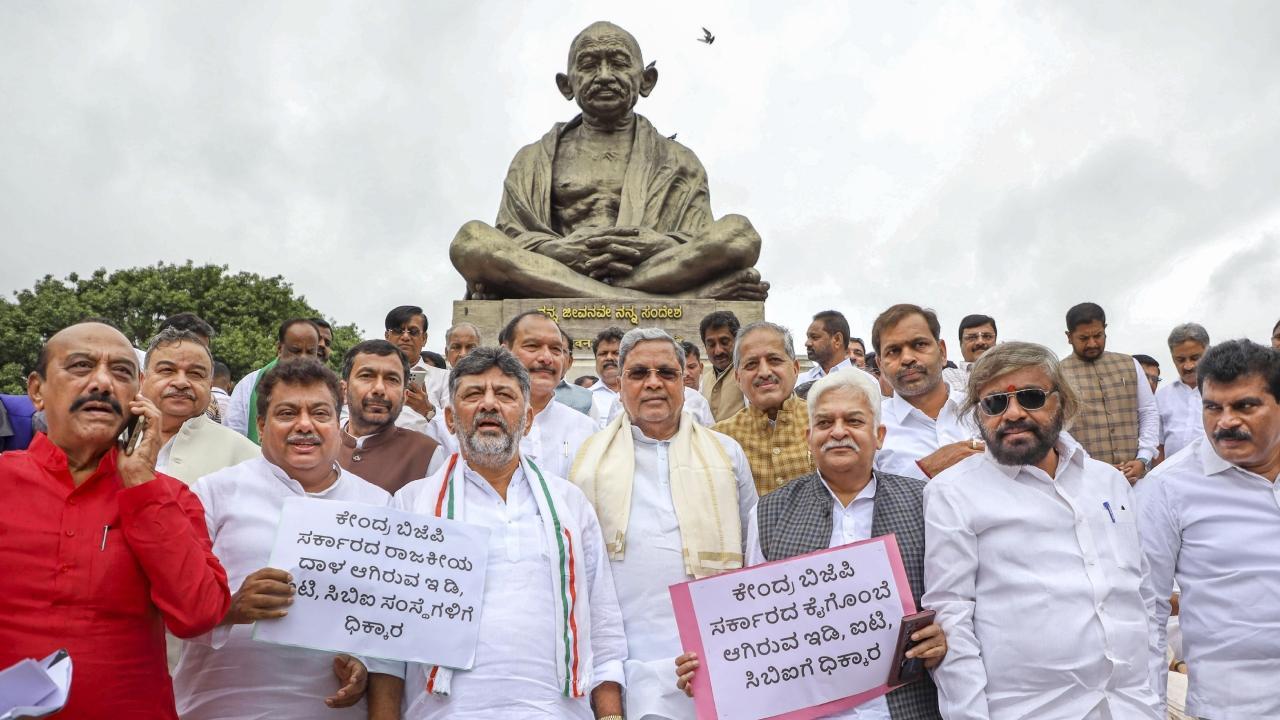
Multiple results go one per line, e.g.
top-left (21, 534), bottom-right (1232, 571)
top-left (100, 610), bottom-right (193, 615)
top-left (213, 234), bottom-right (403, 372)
top-left (408, 369), bottom-right (427, 391)
top-left (886, 609), bottom-right (936, 686)
top-left (120, 414), bottom-right (145, 455)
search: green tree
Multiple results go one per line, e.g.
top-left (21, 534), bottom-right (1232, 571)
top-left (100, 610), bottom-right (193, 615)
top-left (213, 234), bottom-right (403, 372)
top-left (0, 262), bottom-right (363, 394)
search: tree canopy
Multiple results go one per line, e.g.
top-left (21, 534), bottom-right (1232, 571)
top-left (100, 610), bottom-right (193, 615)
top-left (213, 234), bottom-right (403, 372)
top-left (0, 262), bottom-right (362, 394)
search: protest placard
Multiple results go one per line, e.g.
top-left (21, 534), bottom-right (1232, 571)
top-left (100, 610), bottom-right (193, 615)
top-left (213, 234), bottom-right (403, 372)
top-left (670, 534), bottom-right (916, 720)
top-left (254, 497), bottom-right (490, 668)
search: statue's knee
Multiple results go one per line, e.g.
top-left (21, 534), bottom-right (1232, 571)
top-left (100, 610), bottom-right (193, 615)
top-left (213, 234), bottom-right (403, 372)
top-left (717, 214), bottom-right (761, 265)
top-left (451, 221), bottom-right (500, 266)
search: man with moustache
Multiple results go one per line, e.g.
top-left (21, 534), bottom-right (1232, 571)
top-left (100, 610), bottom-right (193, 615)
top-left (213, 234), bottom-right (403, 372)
top-left (573, 328), bottom-right (755, 719)
top-left (848, 336), bottom-right (868, 369)
top-left (677, 369), bottom-right (948, 719)
top-left (1137, 339), bottom-right (1280, 718)
top-left (872, 304), bottom-right (983, 481)
top-left (589, 327), bottom-right (626, 427)
top-left (140, 328), bottom-right (259, 485)
top-left (700, 310), bottom-right (747, 422)
top-left (497, 311), bottom-right (597, 477)
top-left (174, 359), bottom-right (395, 718)
top-left (799, 310), bottom-right (855, 384)
top-left (311, 317), bottom-right (334, 364)
top-left (385, 347), bottom-right (626, 720)
top-left (0, 321), bottom-right (230, 719)
top-left (593, 326), bottom-right (713, 429)
top-left (1155, 323), bottom-right (1210, 459)
top-left (924, 342), bottom-right (1160, 720)
top-left (1060, 302), bottom-right (1160, 482)
top-left (715, 322), bottom-right (815, 496)
top-left (956, 315), bottom-right (997, 369)
top-left (337, 340), bottom-right (444, 494)
top-left (226, 317), bottom-right (321, 441)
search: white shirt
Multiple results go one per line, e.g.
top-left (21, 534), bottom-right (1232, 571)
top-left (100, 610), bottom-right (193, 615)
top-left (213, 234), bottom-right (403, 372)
top-left (744, 476), bottom-right (889, 720)
top-left (225, 368), bottom-right (261, 436)
top-left (173, 457), bottom-right (393, 720)
top-left (394, 460), bottom-right (626, 719)
top-left (1154, 381), bottom-right (1202, 458)
top-left (608, 425), bottom-right (757, 720)
top-left (588, 383), bottom-right (620, 429)
top-left (210, 387), bottom-right (232, 423)
top-left (1131, 359), bottom-right (1162, 462)
top-left (1136, 435), bottom-right (1280, 719)
top-left (797, 356), bottom-right (855, 385)
top-left (876, 381), bottom-right (979, 481)
top-left (923, 435), bottom-right (1161, 720)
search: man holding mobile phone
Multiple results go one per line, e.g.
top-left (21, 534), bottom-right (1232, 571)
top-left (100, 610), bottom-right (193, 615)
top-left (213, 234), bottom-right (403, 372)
top-left (0, 320), bottom-right (231, 719)
top-left (675, 366), bottom-right (946, 720)
top-left (383, 305), bottom-right (449, 433)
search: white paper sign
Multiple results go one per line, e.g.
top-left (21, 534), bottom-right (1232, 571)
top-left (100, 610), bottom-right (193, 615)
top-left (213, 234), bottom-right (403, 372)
top-left (671, 534), bottom-right (916, 720)
top-left (254, 497), bottom-right (491, 668)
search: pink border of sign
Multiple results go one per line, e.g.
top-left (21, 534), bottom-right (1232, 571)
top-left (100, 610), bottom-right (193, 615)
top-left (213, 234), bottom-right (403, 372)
top-left (670, 533), bottom-right (917, 720)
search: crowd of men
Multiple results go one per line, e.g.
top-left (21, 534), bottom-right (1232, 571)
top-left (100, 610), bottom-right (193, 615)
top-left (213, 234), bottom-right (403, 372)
top-left (0, 302), bottom-right (1277, 720)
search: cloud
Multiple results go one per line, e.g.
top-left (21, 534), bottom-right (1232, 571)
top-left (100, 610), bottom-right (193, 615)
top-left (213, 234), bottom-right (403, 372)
top-left (1, 0), bottom-right (1278, 375)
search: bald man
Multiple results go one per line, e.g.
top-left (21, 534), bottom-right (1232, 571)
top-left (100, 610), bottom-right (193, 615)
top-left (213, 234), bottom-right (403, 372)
top-left (0, 321), bottom-right (230, 719)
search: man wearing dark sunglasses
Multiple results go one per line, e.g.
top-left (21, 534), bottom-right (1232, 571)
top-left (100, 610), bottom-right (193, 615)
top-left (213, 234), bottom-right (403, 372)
top-left (1136, 339), bottom-right (1280, 719)
top-left (1060, 302), bottom-right (1160, 483)
top-left (924, 342), bottom-right (1161, 720)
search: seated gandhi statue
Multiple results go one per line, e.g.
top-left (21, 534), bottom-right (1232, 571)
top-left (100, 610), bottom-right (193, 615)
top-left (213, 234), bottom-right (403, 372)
top-left (451, 21), bottom-right (770, 301)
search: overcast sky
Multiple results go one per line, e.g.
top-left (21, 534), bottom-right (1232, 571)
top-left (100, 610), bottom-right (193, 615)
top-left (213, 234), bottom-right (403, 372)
top-left (3, 1), bottom-right (1277, 375)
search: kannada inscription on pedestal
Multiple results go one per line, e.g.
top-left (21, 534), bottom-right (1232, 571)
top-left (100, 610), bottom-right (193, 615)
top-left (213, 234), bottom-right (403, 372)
top-left (453, 298), bottom-right (764, 363)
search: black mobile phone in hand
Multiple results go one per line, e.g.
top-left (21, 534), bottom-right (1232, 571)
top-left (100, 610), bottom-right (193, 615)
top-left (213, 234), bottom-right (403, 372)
top-left (887, 609), bottom-right (936, 686)
top-left (121, 413), bottom-right (146, 455)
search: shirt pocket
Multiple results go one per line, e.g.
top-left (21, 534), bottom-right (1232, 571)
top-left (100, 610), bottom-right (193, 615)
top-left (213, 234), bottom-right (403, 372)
top-left (1104, 519), bottom-right (1143, 574)
top-left (89, 524), bottom-right (148, 613)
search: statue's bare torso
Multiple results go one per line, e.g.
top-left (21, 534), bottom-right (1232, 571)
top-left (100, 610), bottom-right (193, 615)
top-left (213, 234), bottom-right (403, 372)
top-left (550, 125), bottom-right (631, 235)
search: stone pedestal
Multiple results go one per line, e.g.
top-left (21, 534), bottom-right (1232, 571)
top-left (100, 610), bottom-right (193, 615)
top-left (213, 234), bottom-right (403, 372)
top-left (453, 298), bottom-right (765, 374)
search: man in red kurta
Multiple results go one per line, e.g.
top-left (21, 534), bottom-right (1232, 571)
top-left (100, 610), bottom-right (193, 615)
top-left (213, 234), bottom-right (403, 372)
top-left (0, 321), bottom-right (230, 719)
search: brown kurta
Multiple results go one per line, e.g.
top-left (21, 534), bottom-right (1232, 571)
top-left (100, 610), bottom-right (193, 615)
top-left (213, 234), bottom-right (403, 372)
top-left (702, 366), bottom-right (746, 423)
top-left (338, 426), bottom-right (439, 495)
top-left (1061, 351), bottom-right (1140, 465)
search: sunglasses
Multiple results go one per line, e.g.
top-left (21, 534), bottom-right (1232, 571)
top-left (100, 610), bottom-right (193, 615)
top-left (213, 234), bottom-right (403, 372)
top-left (978, 388), bottom-right (1055, 416)
top-left (624, 366), bottom-right (681, 382)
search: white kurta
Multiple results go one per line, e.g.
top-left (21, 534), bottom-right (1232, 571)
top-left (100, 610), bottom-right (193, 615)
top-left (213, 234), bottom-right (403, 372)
top-left (1154, 381), bottom-right (1202, 459)
top-left (744, 476), bottom-right (889, 720)
top-left (224, 368), bottom-right (261, 436)
top-left (173, 457), bottom-right (392, 720)
top-left (609, 425), bottom-right (757, 720)
top-left (876, 381), bottom-right (979, 480)
top-left (394, 459), bottom-right (626, 720)
top-left (588, 383), bottom-right (620, 430)
top-left (1136, 436), bottom-right (1280, 719)
top-left (923, 435), bottom-right (1161, 720)
top-left (797, 356), bottom-right (854, 385)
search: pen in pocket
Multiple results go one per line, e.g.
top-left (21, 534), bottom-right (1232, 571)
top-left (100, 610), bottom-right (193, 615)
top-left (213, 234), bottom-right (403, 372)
top-left (100, 525), bottom-right (109, 551)
top-left (1103, 501), bottom-right (1116, 523)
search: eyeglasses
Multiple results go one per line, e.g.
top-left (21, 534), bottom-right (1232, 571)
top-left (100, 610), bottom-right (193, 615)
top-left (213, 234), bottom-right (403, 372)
top-left (624, 366), bottom-right (681, 382)
top-left (389, 327), bottom-right (422, 338)
top-left (978, 388), bottom-right (1055, 416)
top-left (962, 332), bottom-right (997, 343)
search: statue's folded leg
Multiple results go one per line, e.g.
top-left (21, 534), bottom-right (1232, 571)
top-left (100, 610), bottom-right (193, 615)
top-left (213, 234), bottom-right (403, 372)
top-left (450, 221), bottom-right (666, 300)
top-left (614, 214), bottom-right (768, 299)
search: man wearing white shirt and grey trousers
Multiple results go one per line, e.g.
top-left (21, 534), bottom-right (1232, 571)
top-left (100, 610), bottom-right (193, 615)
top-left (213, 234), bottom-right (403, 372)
top-left (924, 342), bottom-right (1161, 720)
top-left (1137, 339), bottom-right (1280, 719)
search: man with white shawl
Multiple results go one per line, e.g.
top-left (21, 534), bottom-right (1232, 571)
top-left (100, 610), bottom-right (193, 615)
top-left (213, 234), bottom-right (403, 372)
top-left (571, 328), bottom-right (757, 719)
top-left (382, 347), bottom-right (627, 720)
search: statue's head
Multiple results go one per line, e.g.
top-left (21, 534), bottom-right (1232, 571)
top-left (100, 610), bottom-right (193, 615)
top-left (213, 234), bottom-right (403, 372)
top-left (557, 22), bottom-right (658, 124)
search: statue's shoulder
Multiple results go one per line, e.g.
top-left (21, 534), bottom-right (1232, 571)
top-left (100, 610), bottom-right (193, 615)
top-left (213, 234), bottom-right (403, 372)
top-left (635, 114), bottom-right (707, 175)
top-left (505, 121), bottom-right (570, 172)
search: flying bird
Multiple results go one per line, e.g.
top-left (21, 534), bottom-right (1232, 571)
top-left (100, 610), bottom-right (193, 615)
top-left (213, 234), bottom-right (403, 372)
top-left (699, 27), bottom-right (715, 44)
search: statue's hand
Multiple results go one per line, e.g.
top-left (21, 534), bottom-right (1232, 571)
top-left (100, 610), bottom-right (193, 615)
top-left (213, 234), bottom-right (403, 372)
top-left (590, 227), bottom-right (678, 258)
top-left (540, 228), bottom-right (614, 274)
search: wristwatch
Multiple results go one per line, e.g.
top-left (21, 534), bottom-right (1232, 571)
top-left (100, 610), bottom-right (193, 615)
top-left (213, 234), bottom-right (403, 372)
top-left (1138, 457), bottom-right (1152, 472)
top-left (597, 715), bottom-right (624, 720)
